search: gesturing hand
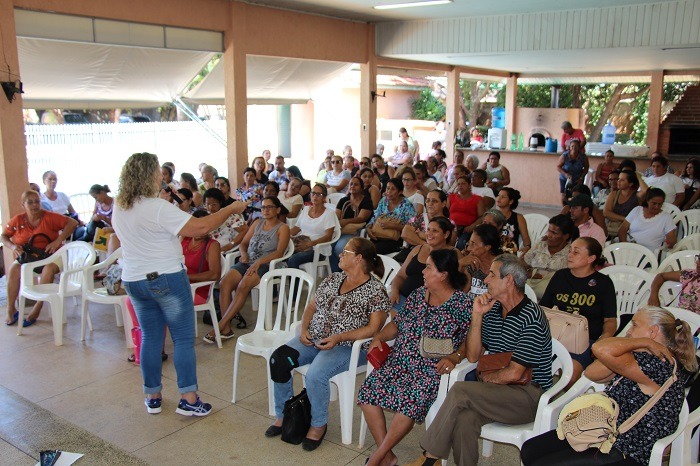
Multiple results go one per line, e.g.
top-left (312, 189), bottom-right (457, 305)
top-left (473, 293), bottom-right (495, 316)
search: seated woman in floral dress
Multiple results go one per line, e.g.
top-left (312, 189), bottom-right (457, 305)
top-left (358, 249), bottom-right (471, 466)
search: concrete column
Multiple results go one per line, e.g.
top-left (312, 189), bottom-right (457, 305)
top-left (223, 5), bottom-right (248, 188)
top-left (0, 0), bottom-right (29, 270)
top-left (445, 68), bottom-right (460, 162)
top-left (505, 74), bottom-right (518, 145)
top-left (646, 70), bottom-right (665, 152)
top-left (360, 24), bottom-right (377, 158)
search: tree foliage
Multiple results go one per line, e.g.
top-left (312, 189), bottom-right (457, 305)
top-left (410, 88), bottom-right (446, 121)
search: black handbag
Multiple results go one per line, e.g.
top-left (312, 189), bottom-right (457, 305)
top-left (17, 233), bottom-right (52, 264)
top-left (281, 389), bottom-right (312, 445)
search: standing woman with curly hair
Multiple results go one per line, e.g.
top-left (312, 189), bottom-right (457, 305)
top-left (112, 152), bottom-right (248, 417)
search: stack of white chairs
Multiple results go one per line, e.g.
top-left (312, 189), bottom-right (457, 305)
top-left (19, 242), bottom-right (96, 345)
top-left (232, 269), bottom-right (314, 416)
top-left (68, 193), bottom-right (94, 224)
top-left (676, 210), bottom-right (700, 241)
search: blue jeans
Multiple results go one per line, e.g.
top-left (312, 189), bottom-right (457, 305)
top-left (330, 234), bottom-right (354, 272)
top-left (124, 269), bottom-right (197, 395)
top-left (288, 250), bottom-right (325, 269)
top-left (273, 337), bottom-right (366, 427)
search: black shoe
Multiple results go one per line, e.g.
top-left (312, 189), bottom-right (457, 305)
top-left (264, 425), bottom-right (282, 437)
top-left (302, 427), bottom-right (327, 451)
top-left (235, 314), bottom-right (247, 329)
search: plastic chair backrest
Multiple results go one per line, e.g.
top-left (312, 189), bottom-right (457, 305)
top-left (327, 192), bottom-right (345, 206)
top-left (60, 242), bottom-right (97, 292)
top-left (663, 202), bottom-right (682, 223)
top-left (603, 242), bottom-right (658, 271)
top-left (523, 214), bottom-right (549, 244)
top-left (659, 281), bottom-right (682, 307)
top-left (377, 254), bottom-right (401, 288)
top-left (524, 284), bottom-right (537, 302)
top-left (677, 211), bottom-right (700, 241)
top-left (676, 234), bottom-right (700, 252)
top-left (69, 193), bottom-right (94, 222)
top-left (658, 250), bottom-right (699, 273)
top-left (256, 268), bottom-right (314, 333)
top-left (599, 265), bottom-right (653, 316)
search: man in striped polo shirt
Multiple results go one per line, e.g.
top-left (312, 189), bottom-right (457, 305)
top-left (409, 254), bottom-right (552, 466)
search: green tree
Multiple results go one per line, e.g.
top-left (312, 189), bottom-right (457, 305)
top-left (410, 88), bottom-right (446, 121)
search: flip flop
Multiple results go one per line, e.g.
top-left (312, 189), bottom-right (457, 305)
top-left (5, 311), bottom-right (19, 326)
top-left (22, 318), bottom-right (37, 328)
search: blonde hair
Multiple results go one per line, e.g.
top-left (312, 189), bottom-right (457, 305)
top-left (639, 306), bottom-right (698, 373)
top-left (116, 152), bottom-right (160, 210)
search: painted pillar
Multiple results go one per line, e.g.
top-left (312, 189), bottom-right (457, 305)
top-left (445, 68), bottom-right (460, 162)
top-left (360, 24), bottom-right (377, 158)
top-left (505, 74), bottom-right (518, 145)
top-left (0, 0), bottom-right (29, 270)
top-left (223, 4), bottom-right (248, 188)
top-left (646, 70), bottom-right (665, 152)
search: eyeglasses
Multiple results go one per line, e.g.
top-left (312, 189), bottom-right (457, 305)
top-left (331, 160), bottom-right (342, 164)
top-left (340, 249), bottom-right (357, 257)
top-left (360, 162), bottom-right (369, 166)
top-left (425, 199), bottom-right (440, 204)
top-left (401, 178), bottom-right (415, 182)
top-left (24, 200), bottom-right (41, 205)
top-left (311, 191), bottom-right (324, 197)
top-left (260, 205), bottom-right (277, 210)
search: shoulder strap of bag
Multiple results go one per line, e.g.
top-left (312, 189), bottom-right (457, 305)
top-left (618, 359), bottom-right (678, 434)
top-left (29, 233), bottom-right (52, 249)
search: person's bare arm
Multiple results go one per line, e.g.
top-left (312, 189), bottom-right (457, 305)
top-left (684, 189), bottom-right (700, 210)
top-left (518, 214), bottom-right (531, 254)
top-left (389, 250), bottom-right (415, 304)
top-left (665, 229), bottom-right (677, 249)
top-left (556, 155), bottom-right (568, 178)
top-left (603, 192), bottom-right (627, 222)
top-left (599, 318), bottom-right (617, 340)
top-left (288, 203), bottom-right (302, 218)
top-left (1, 232), bottom-right (21, 259)
top-left (179, 201), bottom-right (248, 238)
top-left (673, 192), bottom-right (685, 208)
top-left (649, 271), bottom-right (682, 306)
top-left (497, 165), bottom-right (511, 188)
top-left (46, 217), bottom-right (79, 253)
top-left (618, 220), bottom-right (630, 243)
top-left (402, 223), bottom-right (425, 247)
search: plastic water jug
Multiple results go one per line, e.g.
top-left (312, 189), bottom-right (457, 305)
top-left (492, 107), bottom-right (506, 129)
top-left (602, 121), bottom-right (616, 145)
top-left (545, 138), bottom-right (558, 153)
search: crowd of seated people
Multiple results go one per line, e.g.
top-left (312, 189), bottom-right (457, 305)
top-left (5, 144), bottom-right (700, 465)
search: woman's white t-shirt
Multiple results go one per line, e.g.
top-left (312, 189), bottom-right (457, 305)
top-left (112, 197), bottom-right (191, 282)
top-left (279, 193), bottom-right (303, 212)
top-left (294, 206), bottom-right (337, 256)
top-left (41, 192), bottom-right (71, 214)
top-left (625, 206), bottom-right (676, 251)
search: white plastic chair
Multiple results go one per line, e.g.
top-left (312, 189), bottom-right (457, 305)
top-left (69, 193), bottom-right (94, 223)
top-left (599, 265), bottom-right (653, 324)
top-left (327, 192), bottom-right (345, 206)
top-left (19, 242), bottom-right (96, 345)
top-left (232, 269), bottom-right (314, 416)
top-left (377, 254), bottom-right (401, 291)
top-left (190, 254), bottom-right (225, 348)
top-left (603, 242), bottom-right (658, 271)
top-left (523, 213), bottom-right (549, 244)
top-left (583, 168), bottom-right (595, 190)
top-left (80, 248), bottom-right (132, 347)
top-left (663, 202), bottom-right (682, 223)
top-left (524, 283), bottom-right (537, 302)
top-left (659, 281), bottom-right (682, 307)
top-left (676, 210), bottom-right (700, 241)
top-left (224, 238), bottom-right (294, 315)
top-left (670, 234), bottom-right (700, 254)
top-left (479, 339), bottom-right (574, 457)
top-left (300, 218), bottom-right (341, 290)
top-left (291, 321), bottom-right (369, 445)
top-left (658, 250), bottom-right (700, 273)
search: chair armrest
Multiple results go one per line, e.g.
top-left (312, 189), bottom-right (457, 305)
top-left (190, 280), bottom-right (215, 292)
top-left (348, 337), bottom-right (371, 374)
top-left (539, 376), bottom-right (597, 432)
top-left (648, 401), bottom-right (689, 466)
top-left (447, 360), bottom-right (478, 389)
top-left (20, 251), bottom-right (62, 284)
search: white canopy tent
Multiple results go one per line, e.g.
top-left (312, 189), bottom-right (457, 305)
top-left (17, 37), bottom-right (217, 109)
top-left (184, 55), bottom-right (353, 105)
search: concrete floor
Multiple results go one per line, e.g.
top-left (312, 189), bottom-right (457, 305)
top-left (0, 203), bottom-right (560, 466)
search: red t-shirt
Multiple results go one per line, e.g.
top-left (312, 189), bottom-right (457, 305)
top-left (3, 211), bottom-right (69, 248)
top-left (181, 237), bottom-right (215, 302)
top-left (562, 129), bottom-right (586, 152)
top-left (448, 194), bottom-right (483, 227)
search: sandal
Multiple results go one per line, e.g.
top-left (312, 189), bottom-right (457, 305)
top-left (203, 330), bottom-right (234, 344)
top-left (6, 311), bottom-right (18, 326)
top-left (23, 317), bottom-right (37, 328)
top-left (128, 354), bottom-right (136, 363)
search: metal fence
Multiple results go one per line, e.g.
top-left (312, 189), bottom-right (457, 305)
top-left (25, 121), bottom-right (229, 196)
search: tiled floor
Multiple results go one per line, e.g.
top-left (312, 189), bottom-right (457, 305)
top-left (0, 203), bottom-right (560, 465)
